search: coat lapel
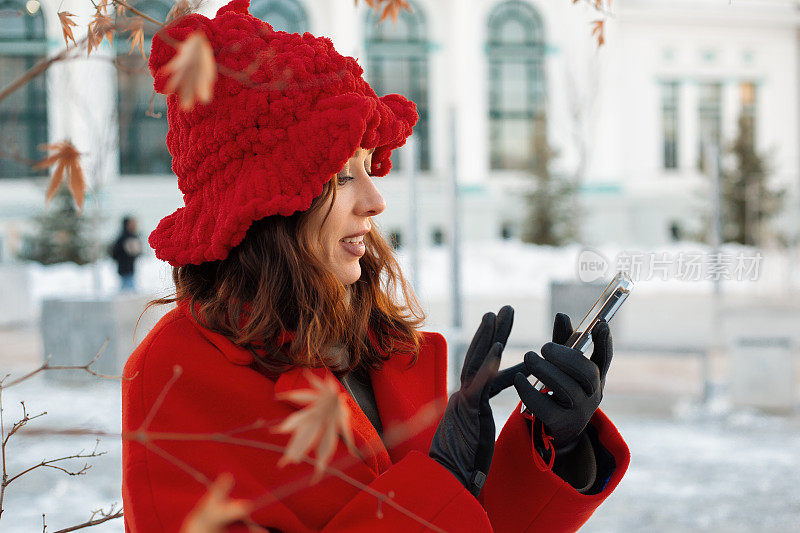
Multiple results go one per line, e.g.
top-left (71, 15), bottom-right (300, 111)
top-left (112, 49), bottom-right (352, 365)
top-left (273, 365), bottom-right (392, 476)
top-left (367, 331), bottom-right (445, 464)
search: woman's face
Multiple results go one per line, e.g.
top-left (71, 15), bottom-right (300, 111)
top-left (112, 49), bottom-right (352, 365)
top-left (305, 147), bottom-right (385, 286)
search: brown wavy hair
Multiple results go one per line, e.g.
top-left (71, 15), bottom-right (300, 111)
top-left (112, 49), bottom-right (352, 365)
top-left (142, 175), bottom-right (426, 376)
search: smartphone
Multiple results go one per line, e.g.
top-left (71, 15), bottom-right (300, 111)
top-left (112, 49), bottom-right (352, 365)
top-left (531, 271), bottom-right (634, 392)
top-left (565, 270), bottom-right (634, 354)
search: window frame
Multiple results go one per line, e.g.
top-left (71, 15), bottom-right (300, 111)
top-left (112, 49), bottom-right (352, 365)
top-left (697, 81), bottom-right (723, 171)
top-left (486, 0), bottom-right (547, 172)
top-left (0, 0), bottom-right (48, 179)
top-left (250, 0), bottom-right (310, 33)
top-left (115, 0), bottom-right (174, 176)
top-left (364, 0), bottom-right (431, 172)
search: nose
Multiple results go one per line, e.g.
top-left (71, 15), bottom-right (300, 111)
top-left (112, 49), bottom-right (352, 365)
top-left (357, 174), bottom-right (386, 217)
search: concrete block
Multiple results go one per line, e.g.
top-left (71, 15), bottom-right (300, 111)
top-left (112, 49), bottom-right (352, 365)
top-left (40, 295), bottom-right (173, 382)
top-left (0, 263), bottom-right (34, 326)
top-left (729, 337), bottom-right (796, 413)
top-left (722, 304), bottom-right (800, 413)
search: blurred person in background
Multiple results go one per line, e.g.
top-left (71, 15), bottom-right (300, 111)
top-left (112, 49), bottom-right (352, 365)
top-left (121, 1), bottom-right (630, 531)
top-left (110, 215), bottom-right (142, 292)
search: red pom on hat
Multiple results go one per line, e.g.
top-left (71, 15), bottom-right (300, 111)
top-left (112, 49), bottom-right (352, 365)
top-left (147, 0), bottom-right (418, 267)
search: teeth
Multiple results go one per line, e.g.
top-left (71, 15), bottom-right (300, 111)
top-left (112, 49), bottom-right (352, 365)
top-left (341, 237), bottom-right (363, 244)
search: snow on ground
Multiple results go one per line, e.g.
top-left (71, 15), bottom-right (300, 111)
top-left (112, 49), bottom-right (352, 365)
top-left (582, 401), bottom-right (800, 532)
top-left (1, 377), bottom-right (122, 532)
top-left (1, 376), bottom-right (798, 532)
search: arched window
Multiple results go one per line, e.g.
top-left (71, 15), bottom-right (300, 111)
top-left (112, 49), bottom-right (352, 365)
top-left (250, 0), bottom-right (309, 33)
top-left (116, 0), bottom-right (173, 176)
top-left (487, 1), bottom-right (546, 170)
top-left (0, 0), bottom-right (47, 179)
top-left (365, 1), bottom-right (430, 171)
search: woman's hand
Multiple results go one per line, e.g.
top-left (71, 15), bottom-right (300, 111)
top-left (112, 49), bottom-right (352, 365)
top-left (512, 313), bottom-right (613, 453)
top-left (429, 305), bottom-right (514, 497)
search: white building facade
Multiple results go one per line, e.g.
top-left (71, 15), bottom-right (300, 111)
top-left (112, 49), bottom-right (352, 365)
top-left (0, 0), bottom-right (798, 260)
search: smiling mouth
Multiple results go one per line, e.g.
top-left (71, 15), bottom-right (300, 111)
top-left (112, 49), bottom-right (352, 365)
top-left (339, 239), bottom-right (366, 257)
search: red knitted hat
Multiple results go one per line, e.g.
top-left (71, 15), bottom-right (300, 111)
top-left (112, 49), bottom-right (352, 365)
top-left (147, 0), bottom-right (418, 267)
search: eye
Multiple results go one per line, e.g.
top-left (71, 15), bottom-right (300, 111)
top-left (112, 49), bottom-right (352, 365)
top-left (337, 175), bottom-right (354, 186)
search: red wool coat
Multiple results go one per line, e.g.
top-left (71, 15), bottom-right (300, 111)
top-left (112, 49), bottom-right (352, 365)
top-left (122, 302), bottom-right (630, 532)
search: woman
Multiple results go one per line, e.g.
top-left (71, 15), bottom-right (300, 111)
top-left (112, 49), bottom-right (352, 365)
top-left (122, 1), bottom-right (629, 531)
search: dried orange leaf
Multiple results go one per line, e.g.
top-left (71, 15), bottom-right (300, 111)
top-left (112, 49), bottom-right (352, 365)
top-left (87, 8), bottom-right (115, 56)
top-left (68, 163), bottom-right (86, 211)
top-left (58, 11), bottom-right (78, 48)
top-left (163, 31), bottom-right (218, 111)
top-left (180, 473), bottom-right (251, 533)
top-left (34, 141), bottom-right (86, 211)
top-left (273, 371), bottom-right (356, 481)
top-left (592, 19), bottom-right (605, 47)
top-left (44, 164), bottom-right (65, 205)
top-left (167, 0), bottom-right (201, 24)
top-left (380, 0), bottom-right (411, 23)
top-left (356, 0), bottom-right (410, 23)
top-left (126, 17), bottom-right (145, 59)
top-left (87, 30), bottom-right (102, 58)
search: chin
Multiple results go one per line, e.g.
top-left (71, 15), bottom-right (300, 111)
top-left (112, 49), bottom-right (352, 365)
top-left (337, 264), bottom-right (362, 286)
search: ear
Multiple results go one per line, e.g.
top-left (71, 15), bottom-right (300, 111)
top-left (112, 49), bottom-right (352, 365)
top-left (148, 13), bottom-right (214, 95)
top-left (215, 0), bottom-right (251, 17)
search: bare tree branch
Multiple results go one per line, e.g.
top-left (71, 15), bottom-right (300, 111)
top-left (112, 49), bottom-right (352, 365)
top-left (115, 0), bottom-right (165, 27)
top-left (2, 402), bottom-right (47, 448)
top-left (0, 383), bottom-right (106, 523)
top-left (5, 440), bottom-right (105, 486)
top-left (1, 338), bottom-right (136, 389)
top-left (52, 504), bottom-right (124, 533)
top-left (0, 35), bottom-right (89, 106)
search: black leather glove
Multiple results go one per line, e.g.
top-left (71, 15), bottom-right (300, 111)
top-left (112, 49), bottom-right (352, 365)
top-left (512, 313), bottom-right (613, 454)
top-left (429, 306), bottom-right (514, 497)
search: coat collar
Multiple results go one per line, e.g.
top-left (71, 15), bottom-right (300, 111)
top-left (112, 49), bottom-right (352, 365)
top-left (177, 299), bottom-right (294, 366)
top-left (368, 342), bottom-right (441, 464)
top-left (176, 300), bottom-right (439, 472)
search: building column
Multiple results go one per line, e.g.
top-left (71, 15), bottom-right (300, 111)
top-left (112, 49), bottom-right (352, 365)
top-left (47, 0), bottom-right (119, 189)
top-left (722, 79), bottom-right (740, 147)
top-left (452, 0), bottom-right (486, 185)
